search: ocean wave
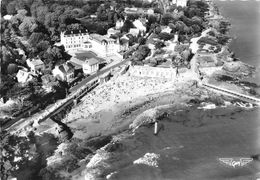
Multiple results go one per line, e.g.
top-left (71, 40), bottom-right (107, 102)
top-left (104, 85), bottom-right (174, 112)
top-left (197, 102), bottom-right (217, 110)
top-left (221, 101), bottom-right (232, 107)
top-left (86, 149), bottom-right (110, 169)
top-left (133, 153), bottom-right (160, 168)
top-left (106, 171), bottom-right (118, 179)
top-left (84, 149), bottom-right (111, 179)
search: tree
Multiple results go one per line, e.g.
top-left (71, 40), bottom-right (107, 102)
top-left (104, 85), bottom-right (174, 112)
top-left (121, 20), bottom-right (134, 33)
top-left (7, 63), bottom-right (19, 75)
top-left (158, 32), bottom-right (173, 41)
top-left (161, 13), bottom-right (174, 25)
top-left (36, 6), bottom-right (49, 24)
top-left (19, 17), bottom-right (38, 38)
top-left (169, 23), bottom-right (176, 32)
top-left (0, 75), bottom-right (16, 97)
top-left (82, 4), bottom-right (91, 15)
top-left (138, 37), bottom-right (146, 45)
top-left (155, 41), bottom-right (165, 49)
top-left (28, 32), bottom-right (46, 47)
top-left (181, 49), bottom-right (191, 62)
top-left (191, 16), bottom-right (203, 26)
top-left (174, 44), bottom-right (189, 53)
top-left (134, 45), bottom-right (150, 62)
top-left (183, 26), bottom-right (190, 35)
top-left (154, 7), bottom-right (163, 14)
top-left (6, 84), bottom-right (33, 106)
top-left (96, 5), bottom-right (107, 21)
top-left (191, 24), bottom-right (201, 33)
top-left (6, 1), bottom-right (17, 15)
top-left (67, 23), bottom-right (81, 30)
top-left (175, 21), bottom-right (186, 33)
top-left (37, 40), bottom-right (51, 52)
top-left (16, 9), bottom-right (28, 21)
top-left (3, 29), bottom-right (12, 43)
top-left (42, 46), bottom-right (71, 69)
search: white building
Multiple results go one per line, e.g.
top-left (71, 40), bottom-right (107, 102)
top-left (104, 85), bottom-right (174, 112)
top-left (89, 34), bottom-right (120, 57)
top-left (83, 58), bottom-right (100, 75)
top-left (52, 63), bottom-right (75, 82)
top-left (128, 28), bottom-right (140, 37)
top-left (173, 33), bottom-right (179, 43)
top-left (133, 19), bottom-right (147, 35)
top-left (107, 28), bottom-right (121, 37)
top-left (60, 29), bottom-right (89, 51)
top-left (16, 70), bottom-right (33, 83)
top-left (147, 9), bottom-right (154, 15)
top-left (161, 26), bottom-right (172, 34)
top-left (124, 7), bottom-right (138, 14)
top-left (26, 58), bottom-right (45, 74)
top-left (172, 0), bottom-right (188, 7)
top-left (119, 35), bottom-right (130, 52)
top-left (115, 19), bottom-right (124, 30)
top-left (129, 65), bottom-right (176, 79)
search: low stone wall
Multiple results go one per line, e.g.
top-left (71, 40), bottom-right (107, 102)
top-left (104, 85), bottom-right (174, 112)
top-left (129, 65), bottom-right (177, 79)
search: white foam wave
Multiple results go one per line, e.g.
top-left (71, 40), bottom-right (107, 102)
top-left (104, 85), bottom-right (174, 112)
top-left (198, 102), bottom-right (217, 110)
top-left (106, 171), bottom-right (118, 179)
top-left (133, 153), bottom-right (160, 167)
top-left (86, 149), bottom-right (110, 168)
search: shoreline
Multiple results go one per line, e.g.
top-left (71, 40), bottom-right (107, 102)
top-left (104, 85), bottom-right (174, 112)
top-left (3, 0), bottom-right (260, 179)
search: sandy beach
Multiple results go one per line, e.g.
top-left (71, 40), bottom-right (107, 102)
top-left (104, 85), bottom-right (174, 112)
top-left (55, 70), bottom-right (206, 140)
top-left (39, 67), bottom-right (240, 180)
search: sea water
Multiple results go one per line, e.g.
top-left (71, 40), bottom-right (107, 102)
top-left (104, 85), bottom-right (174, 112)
top-left (100, 1), bottom-right (260, 179)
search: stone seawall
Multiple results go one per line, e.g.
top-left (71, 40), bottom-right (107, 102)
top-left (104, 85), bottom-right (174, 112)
top-left (129, 65), bottom-right (188, 80)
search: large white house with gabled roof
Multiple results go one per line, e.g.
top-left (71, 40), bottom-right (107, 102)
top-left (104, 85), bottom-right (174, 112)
top-left (52, 62), bottom-right (75, 82)
top-left (89, 34), bottom-right (120, 57)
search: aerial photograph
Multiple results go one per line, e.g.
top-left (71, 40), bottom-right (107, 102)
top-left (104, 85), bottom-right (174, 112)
top-left (0, 0), bottom-right (259, 179)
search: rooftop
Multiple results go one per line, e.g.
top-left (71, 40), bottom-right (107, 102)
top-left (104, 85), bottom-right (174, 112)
top-left (71, 51), bottom-right (106, 66)
top-left (27, 59), bottom-right (44, 66)
top-left (63, 29), bottom-right (88, 35)
top-left (58, 63), bottom-right (74, 74)
top-left (86, 58), bottom-right (100, 66)
top-left (90, 34), bottom-right (116, 43)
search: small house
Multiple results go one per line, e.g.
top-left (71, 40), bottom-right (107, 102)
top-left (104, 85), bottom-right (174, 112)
top-left (52, 63), bottom-right (75, 82)
top-left (128, 28), bottom-right (140, 37)
top-left (107, 28), bottom-right (120, 37)
top-left (26, 59), bottom-right (45, 74)
top-left (119, 35), bottom-right (130, 52)
top-left (115, 19), bottom-right (124, 30)
top-left (83, 58), bottom-right (100, 75)
top-left (133, 19), bottom-right (147, 35)
top-left (16, 69), bottom-right (33, 83)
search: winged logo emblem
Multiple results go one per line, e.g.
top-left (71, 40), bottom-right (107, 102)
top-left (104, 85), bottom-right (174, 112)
top-left (219, 158), bottom-right (253, 168)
